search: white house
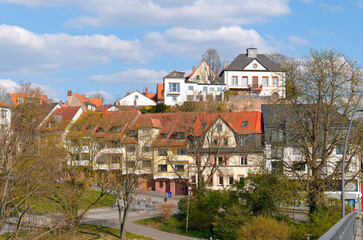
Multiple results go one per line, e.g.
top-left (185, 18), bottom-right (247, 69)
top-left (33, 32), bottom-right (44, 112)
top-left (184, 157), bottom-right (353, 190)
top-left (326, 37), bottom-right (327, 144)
top-left (0, 102), bottom-right (11, 131)
top-left (115, 90), bottom-right (157, 107)
top-left (163, 60), bottom-right (226, 106)
top-left (220, 48), bottom-right (285, 98)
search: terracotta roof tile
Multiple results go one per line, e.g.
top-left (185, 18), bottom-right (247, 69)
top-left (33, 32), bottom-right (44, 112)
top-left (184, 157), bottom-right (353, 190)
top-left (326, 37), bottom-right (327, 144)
top-left (157, 84), bottom-right (164, 101)
top-left (10, 93), bottom-right (47, 106)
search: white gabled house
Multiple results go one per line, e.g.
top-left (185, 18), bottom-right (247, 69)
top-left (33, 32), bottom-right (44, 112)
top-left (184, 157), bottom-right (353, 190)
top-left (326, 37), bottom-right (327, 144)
top-left (163, 60), bottom-right (226, 106)
top-left (220, 48), bottom-right (285, 98)
top-left (115, 90), bottom-right (157, 107)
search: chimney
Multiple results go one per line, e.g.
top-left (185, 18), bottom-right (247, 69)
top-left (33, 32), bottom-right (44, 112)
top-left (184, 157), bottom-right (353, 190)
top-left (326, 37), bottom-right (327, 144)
top-left (67, 90), bottom-right (72, 96)
top-left (193, 66), bottom-right (196, 72)
top-left (145, 87), bottom-right (148, 94)
top-left (247, 48), bottom-right (258, 58)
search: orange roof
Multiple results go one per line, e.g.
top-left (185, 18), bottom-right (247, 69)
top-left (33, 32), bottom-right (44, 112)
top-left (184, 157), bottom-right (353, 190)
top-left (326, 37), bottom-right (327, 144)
top-left (144, 92), bottom-right (156, 100)
top-left (10, 93), bottom-right (47, 106)
top-left (193, 111), bottom-right (262, 136)
top-left (157, 84), bottom-right (164, 101)
top-left (0, 101), bottom-right (12, 108)
top-left (42, 106), bottom-right (81, 131)
top-left (88, 98), bottom-right (103, 107)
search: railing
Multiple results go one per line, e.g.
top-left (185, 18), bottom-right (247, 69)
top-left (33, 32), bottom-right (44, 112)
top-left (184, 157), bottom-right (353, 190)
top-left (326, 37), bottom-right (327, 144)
top-left (319, 212), bottom-right (356, 240)
top-left (249, 84), bottom-right (263, 89)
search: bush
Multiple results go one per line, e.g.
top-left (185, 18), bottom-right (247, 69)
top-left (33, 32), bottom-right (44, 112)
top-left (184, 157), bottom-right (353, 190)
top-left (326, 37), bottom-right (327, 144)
top-left (214, 205), bottom-right (250, 240)
top-left (238, 216), bottom-right (292, 240)
top-left (156, 202), bottom-right (176, 223)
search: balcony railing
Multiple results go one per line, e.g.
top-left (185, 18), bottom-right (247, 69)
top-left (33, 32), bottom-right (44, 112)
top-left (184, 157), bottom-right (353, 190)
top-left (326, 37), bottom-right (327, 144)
top-left (249, 84), bottom-right (263, 90)
top-left (319, 212), bottom-right (356, 240)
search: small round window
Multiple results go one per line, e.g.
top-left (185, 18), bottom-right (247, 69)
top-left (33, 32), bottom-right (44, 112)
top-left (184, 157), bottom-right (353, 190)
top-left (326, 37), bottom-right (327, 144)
top-left (252, 63), bottom-right (258, 68)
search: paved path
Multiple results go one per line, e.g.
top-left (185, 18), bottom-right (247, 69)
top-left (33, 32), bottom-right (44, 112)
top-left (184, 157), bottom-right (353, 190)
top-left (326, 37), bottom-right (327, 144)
top-left (83, 207), bottom-right (205, 240)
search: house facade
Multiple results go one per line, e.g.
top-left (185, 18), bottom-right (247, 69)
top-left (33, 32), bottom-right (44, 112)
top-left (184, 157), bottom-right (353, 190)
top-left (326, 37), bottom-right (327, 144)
top-left (163, 60), bottom-right (227, 106)
top-left (220, 48), bottom-right (285, 98)
top-left (115, 90), bottom-right (157, 107)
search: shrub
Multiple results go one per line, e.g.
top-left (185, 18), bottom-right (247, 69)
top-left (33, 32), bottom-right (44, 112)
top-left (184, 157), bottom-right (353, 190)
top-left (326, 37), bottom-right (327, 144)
top-left (238, 216), bottom-right (292, 240)
top-left (214, 205), bottom-right (250, 240)
top-left (156, 202), bottom-right (176, 223)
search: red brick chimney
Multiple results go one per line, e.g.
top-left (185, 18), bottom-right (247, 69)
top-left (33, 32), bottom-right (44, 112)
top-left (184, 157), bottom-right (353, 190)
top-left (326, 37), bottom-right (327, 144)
top-left (145, 87), bottom-right (148, 94)
top-left (193, 66), bottom-right (196, 72)
top-left (67, 90), bottom-right (72, 96)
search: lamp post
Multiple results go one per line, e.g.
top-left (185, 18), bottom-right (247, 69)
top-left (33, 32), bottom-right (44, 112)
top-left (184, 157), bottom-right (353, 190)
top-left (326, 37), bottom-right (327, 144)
top-left (341, 90), bottom-right (363, 218)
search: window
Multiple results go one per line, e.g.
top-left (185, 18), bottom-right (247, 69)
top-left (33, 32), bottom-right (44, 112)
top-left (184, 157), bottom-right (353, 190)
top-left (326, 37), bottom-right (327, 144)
top-left (158, 164), bottom-right (167, 172)
top-left (160, 133), bottom-right (167, 139)
top-left (135, 95), bottom-right (139, 100)
top-left (126, 161), bottom-right (136, 168)
top-left (240, 156), bottom-right (247, 166)
top-left (210, 87), bottom-right (214, 93)
top-left (196, 75), bottom-right (200, 80)
top-left (17, 98), bottom-right (24, 104)
top-left (271, 146), bottom-right (284, 159)
top-left (96, 155), bottom-right (106, 164)
top-left (158, 148), bottom-right (168, 156)
top-left (111, 155), bottom-right (121, 163)
top-left (239, 175), bottom-right (244, 182)
top-left (143, 160), bottom-right (151, 167)
top-left (111, 126), bottom-right (121, 133)
top-left (201, 122), bottom-right (207, 129)
top-left (242, 77), bottom-right (248, 86)
top-left (271, 160), bottom-right (283, 171)
top-left (176, 132), bottom-right (185, 139)
top-left (222, 137), bottom-right (228, 146)
top-left (271, 129), bottom-right (285, 142)
top-left (208, 75), bottom-right (211, 81)
top-left (177, 148), bottom-right (187, 155)
top-left (111, 140), bottom-right (120, 148)
top-left (203, 86), bottom-right (208, 92)
top-left (292, 162), bottom-right (305, 172)
top-left (215, 156), bottom-right (225, 165)
top-left (241, 121), bottom-right (248, 127)
top-left (126, 145), bottom-right (136, 152)
top-left (143, 146), bottom-right (151, 152)
top-left (218, 176), bottom-right (224, 185)
top-left (273, 77), bottom-right (278, 86)
top-left (188, 85), bottom-right (194, 91)
top-left (228, 176), bottom-right (234, 185)
top-left (174, 164), bottom-right (185, 172)
top-left (1, 110), bottom-right (6, 118)
top-left (232, 76), bottom-right (238, 85)
top-left (217, 124), bottom-right (223, 132)
top-left (169, 83), bottom-right (180, 93)
top-left (217, 87), bottom-right (222, 92)
top-left (191, 175), bottom-right (196, 183)
top-left (212, 137), bottom-right (219, 146)
top-left (172, 96), bottom-right (177, 101)
top-left (263, 77), bottom-right (268, 86)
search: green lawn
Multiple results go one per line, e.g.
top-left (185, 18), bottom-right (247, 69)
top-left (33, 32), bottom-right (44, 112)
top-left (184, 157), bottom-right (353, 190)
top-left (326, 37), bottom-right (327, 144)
top-left (135, 215), bottom-right (210, 239)
top-left (0, 224), bottom-right (155, 240)
top-left (31, 189), bottom-right (116, 214)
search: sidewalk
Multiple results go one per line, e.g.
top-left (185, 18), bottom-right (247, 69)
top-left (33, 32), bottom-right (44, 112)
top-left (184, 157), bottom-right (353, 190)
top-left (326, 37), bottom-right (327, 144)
top-left (354, 227), bottom-right (362, 240)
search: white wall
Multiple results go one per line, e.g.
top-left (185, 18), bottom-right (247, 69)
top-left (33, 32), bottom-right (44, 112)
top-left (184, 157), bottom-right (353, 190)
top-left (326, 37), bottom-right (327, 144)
top-left (116, 91), bottom-right (156, 106)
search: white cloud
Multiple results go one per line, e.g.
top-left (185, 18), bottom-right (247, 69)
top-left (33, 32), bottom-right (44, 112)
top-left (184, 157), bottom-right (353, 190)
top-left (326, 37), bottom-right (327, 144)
top-left (0, 79), bottom-right (58, 98)
top-left (0, 24), bottom-right (143, 75)
top-left (0, 0), bottom-right (291, 28)
top-left (86, 90), bottom-right (114, 103)
top-left (144, 26), bottom-right (276, 60)
top-left (90, 68), bottom-right (168, 85)
top-left (288, 36), bottom-right (310, 46)
top-left (319, 3), bottom-right (344, 12)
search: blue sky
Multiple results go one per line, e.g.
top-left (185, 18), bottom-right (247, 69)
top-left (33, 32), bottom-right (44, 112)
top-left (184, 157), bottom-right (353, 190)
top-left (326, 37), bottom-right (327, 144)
top-left (0, 0), bottom-right (362, 103)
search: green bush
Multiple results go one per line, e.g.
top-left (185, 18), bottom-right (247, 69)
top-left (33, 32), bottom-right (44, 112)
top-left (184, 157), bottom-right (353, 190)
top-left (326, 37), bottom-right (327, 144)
top-left (214, 205), bottom-right (250, 240)
top-left (238, 216), bottom-right (292, 240)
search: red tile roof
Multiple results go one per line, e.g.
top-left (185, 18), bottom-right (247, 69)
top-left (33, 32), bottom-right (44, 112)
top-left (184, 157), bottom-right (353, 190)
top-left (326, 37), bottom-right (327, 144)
top-left (0, 101), bottom-right (12, 108)
top-left (193, 111), bottom-right (262, 136)
top-left (10, 93), bottom-right (47, 106)
top-left (88, 98), bottom-right (103, 107)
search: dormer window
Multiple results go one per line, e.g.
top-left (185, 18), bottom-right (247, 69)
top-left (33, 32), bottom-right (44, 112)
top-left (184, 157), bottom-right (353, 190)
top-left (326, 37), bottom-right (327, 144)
top-left (160, 133), bottom-right (167, 139)
top-left (201, 122), bottom-right (207, 129)
top-left (241, 121), bottom-right (248, 128)
top-left (17, 98), bottom-right (24, 104)
top-left (176, 132), bottom-right (185, 140)
top-left (111, 126), bottom-right (121, 133)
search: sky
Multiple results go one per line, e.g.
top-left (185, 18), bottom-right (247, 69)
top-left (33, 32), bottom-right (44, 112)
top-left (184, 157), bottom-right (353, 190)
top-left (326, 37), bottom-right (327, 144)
top-left (0, 0), bottom-right (362, 103)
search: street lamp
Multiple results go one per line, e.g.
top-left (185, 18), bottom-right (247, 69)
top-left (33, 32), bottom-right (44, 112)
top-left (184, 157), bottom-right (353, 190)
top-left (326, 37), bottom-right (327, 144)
top-left (341, 90), bottom-right (363, 218)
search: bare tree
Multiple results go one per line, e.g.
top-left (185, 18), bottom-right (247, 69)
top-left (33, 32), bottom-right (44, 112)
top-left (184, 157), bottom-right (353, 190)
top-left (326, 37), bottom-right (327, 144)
top-left (202, 48), bottom-right (222, 76)
top-left (265, 49), bottom-right (362, 214)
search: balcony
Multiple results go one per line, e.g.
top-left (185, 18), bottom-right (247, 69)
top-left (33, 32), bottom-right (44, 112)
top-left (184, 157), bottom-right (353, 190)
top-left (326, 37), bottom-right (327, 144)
top-left (249, 84), bottom-right (263, 90)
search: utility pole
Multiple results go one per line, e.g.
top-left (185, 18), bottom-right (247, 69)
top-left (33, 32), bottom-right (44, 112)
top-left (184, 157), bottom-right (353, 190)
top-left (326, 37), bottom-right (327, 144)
top-left (341, 90), bottom-right (363, 218)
